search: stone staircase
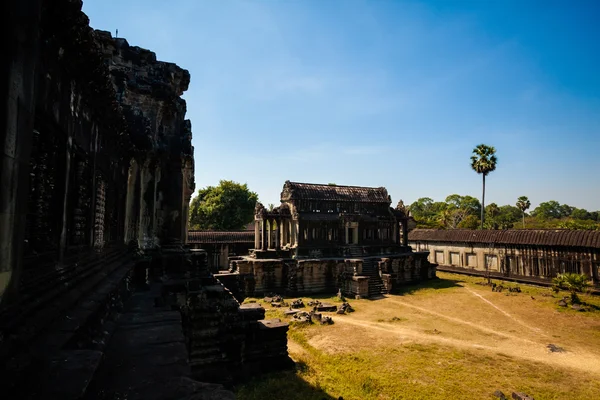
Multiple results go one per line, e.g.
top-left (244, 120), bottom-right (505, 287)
top-left (347, 246), bottom-right (363, 258)
top-left (361, 258), bottom-right (386, 298)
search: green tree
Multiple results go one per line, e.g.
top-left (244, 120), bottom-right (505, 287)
top-left (531, 200), bottom-right (562, 219)
top-left (470, 144), bottom-right (497, 229)
top-left (458, 214), bottom-right (480, 229)
top-left (484, 203), bottom-right (500, 229)
top-left (516, 196), bottom-right (531, 228)
top-left (570, 208), bottom-right (590, 220)
top-left (443, 194), bottom-right (481, 228)
top-left (189, 180), bottom-right (259, 230)
top-left (409, 198), bottom-right (447, 228)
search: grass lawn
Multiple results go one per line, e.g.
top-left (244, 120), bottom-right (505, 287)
top-left (235, 272), bottom-right (600, 400)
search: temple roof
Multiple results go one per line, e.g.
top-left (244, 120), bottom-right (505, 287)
top-left (188, 231), bottom-right (254, 244)
top-left (281, 181), bottom-right (390, 203)
top-left (408, 229), bottom-right (600, 249)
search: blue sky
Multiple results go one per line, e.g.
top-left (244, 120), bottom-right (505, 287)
top-left (83, 0), bottom-right (600, 211)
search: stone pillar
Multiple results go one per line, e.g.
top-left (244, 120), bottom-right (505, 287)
top-left (137, 158), bottom-right (147, 246)
top-left (124, 159), bottom-right (139, 243)
top-left (261, 220), bottom-right (267, 250)
top-left (254, 220), bottom-right (260, 249)
top-left (402, 221), bottom-right (408, 247)
top-left (290, 220), bottom-right (296, 247)
top-left (345, 225), bottom-right (349, 244)
top-left (58, 136), bottom-right (73, 262)
top-left (181, 159), bottom-right (194, 245)
top-left (276, 218), bottom-right (281, 251)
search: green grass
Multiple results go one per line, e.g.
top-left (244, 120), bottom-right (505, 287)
top-left (236, 327), bottom-right (600, 400)
top-left (236, 272), bottom-right (600, 399)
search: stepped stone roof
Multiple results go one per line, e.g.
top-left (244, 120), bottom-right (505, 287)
top-left (281, 181), bottom-right (390, 203)
top-left (408, 229), bottom-right (600, 249)
top-left (188, 231), bottom-right (254, 244)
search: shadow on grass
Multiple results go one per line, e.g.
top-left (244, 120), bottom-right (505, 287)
top-left (234, 366), bottom-right (338, 400)
top-left (386, 276), bottom-right (465, 297)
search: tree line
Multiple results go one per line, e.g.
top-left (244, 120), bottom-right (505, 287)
top-left (409, 195), bottom-right (600, 230)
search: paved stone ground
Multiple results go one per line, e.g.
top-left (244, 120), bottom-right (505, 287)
top-left (85, 283), bottom-right (234, 400)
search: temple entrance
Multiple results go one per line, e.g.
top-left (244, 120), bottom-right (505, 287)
top-left (347, 228), bottom-right (355, 244)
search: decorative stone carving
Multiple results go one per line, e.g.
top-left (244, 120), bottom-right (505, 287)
top-left (396, 199), bottom-right (409, 216)
top-left (255, 202), bottom-right (266, 218)
top-left (280, 180), bottom-right (295, 201)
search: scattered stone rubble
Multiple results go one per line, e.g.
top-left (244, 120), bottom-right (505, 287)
top-left (336, 302), bottom-right (355, 314)
top-left (547, 344), bottom-right (565, 353)
top-left (491, 283), bottom-right (522, 293)
top-left (493, 390), bottom-right (535, 400)
top-left (558, 298), bottom-right (568, 307)
top-left (307, 300), bottom-right (337, 312)
top-left (291, 299), bottom-right (305, 308)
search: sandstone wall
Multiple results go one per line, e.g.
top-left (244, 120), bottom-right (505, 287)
top-left (232, 254), bottom-right (435, 298)
top-left (95, 31), bottom-right (195, 247)
top-left (411, 241), bottom-right (599, 284)
top-left (379, 252), bottom-right (436, 293)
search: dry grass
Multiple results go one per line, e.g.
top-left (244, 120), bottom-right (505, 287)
top-left (235, 272), bottom-right (600, 400)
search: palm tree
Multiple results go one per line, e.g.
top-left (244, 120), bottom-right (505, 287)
top-left (552, 273), bottom-right (590, 304)
top-left (470, 144), bottom-right (497, 229)
top-left (516, 196), bottom-right (531, 228)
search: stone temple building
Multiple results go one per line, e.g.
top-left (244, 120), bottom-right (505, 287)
top-left (229, 181), bottom-right (437, 299)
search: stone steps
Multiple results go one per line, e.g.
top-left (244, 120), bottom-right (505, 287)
top-left (362, 259), bottom-right (386, 297)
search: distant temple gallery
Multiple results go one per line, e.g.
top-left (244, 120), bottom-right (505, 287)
top-left (220, 181), bottom-right (437, 299)
top-left (409, 229), bottom-right (600, 285)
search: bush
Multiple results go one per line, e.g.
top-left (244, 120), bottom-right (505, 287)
top-left (552, 273), bottom-right (590, 303)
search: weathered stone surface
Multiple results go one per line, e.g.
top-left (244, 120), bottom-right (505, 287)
top-left (546, 344), bottom-right (565, 353)
top-left (95, 30), bottom-right (194, 247)
top-left (558, 299), bottom-right (568, 307)
top-left (493, 390), bottom-right (507, 400)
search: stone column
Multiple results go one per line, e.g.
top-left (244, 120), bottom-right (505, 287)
top-left (290, 220), bottom-right (296, 247)
top-left (181, 159), bottom-right (194, 245)
top-left (137, 158), bottom-right (147, 246)
top-left (276, 218), bottom-right (281, 251)
top-left (58, 136), bottom-right (73, 262)
top-left (261, 220), bottom-right (267, 250)
top-left (124, 159), bottom-right (139, 243)
top-left (88, 125), bottom-right (99, 248)
top-left (254, 220), bottom-right (260, 249)
top-left (402, 221), bottom-right (408, 246)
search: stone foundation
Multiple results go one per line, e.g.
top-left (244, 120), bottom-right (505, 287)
top-left (231, 251), bottom-right (436, 299)
top-left (157, 249), bottom-right (292, 384)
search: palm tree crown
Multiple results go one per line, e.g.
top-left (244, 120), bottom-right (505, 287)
top-left (470, 144), bottom-right (497, 229)
top-left (470, 144), bottom-right (498, 176)
top-left (516, 196), bottom-right (531, 228)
